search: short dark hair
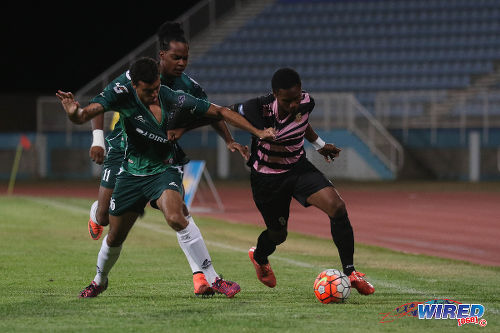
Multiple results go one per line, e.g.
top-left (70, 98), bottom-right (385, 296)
top-left (129, 57), bottom-right (160, 85)
top-left (271, 68), bottom-right (301, 92)
top-left (157, 21), bottom-right (187, 50)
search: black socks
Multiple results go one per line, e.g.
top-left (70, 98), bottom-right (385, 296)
top-left (253, 230), bottom-right (276, 265)
top-left (330, 212), bottom-right (355, 276)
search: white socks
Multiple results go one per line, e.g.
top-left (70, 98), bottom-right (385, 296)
top-left (94, 235), bottom-right (122, 286)
top-left (91, 217), bottom-right (218, 287)
top-left (176, 216), bottom-right (219, 284)
top-left (90, 200), bottom-right (101, 225)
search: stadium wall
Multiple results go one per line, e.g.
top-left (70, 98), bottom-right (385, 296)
top-left (2, 129), bottom-right (499, 181)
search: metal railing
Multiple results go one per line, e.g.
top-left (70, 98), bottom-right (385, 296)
top-left (375, 89), bottom-right (500, 145)
top-left (208, 92), bottom-right (405, 173)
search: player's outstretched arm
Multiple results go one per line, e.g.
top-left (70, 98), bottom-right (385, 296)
top-left (166, 119), bottom-right (249, 161)
top-left (206, 104), bottom-right (276, 140)
top-left (211, 120), bottom-right (250, 161)
top-left (56, 90), bottom-right (104, 124)
top-left (305, 124), bottom-right (341, 163)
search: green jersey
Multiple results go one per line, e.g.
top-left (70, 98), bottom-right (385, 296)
top-left (103, 71), bottom-right (208, 149)
top-left (91, 81), bottom-right (210, 175)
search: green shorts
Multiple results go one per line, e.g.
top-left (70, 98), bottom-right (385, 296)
top-left (109, 167), bottom-right (184, 216)
top-left (100, 145), bottom-right (124, 189)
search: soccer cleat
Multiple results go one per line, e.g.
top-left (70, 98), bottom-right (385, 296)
top-left (193, 272), bottom-right (214, 297)
top-left (211, 277), bottom-right (241, 298)
top-left (88, 218), bottom-right (103, 240)
top-left (348, 271), bottom-right (375, 295)
top-left (249, 247), bottom-right (276, 288)
top-left (79, 280), bottom-right (108, 298)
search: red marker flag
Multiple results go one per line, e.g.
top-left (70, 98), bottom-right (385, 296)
top-left (20, 135), bottom-right (31, 150)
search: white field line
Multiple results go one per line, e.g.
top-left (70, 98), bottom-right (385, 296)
top-left (25, 196), bottom-right (500, 314)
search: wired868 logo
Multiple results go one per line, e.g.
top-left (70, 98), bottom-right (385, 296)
top-left (380, 299), bottom-right (488, 327)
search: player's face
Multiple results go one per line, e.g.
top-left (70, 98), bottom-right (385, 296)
top-left (134, 78), bottom-right (161, 106)
top-left (159, 41), bottom-right (189, 77)
top-left (274, 84), bottom-right (302, 115)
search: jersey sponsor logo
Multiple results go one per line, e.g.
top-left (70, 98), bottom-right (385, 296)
top-left (189, 106), bottom-right (197, 114)
top-left (135, 128), bottom-right (169, 144)
top-left (169, 181), bottom-right (179, 188)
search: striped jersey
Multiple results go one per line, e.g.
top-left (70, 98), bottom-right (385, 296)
top-left (234, 92), bottom-right (315, 174)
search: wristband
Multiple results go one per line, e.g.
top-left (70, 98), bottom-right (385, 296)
top-left (311, 137), bottom-right (326, 150)
top-left (91, 129), bottom-right (105, 149)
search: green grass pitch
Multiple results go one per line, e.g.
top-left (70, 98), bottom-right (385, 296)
top-left (1, 196), bottom-right (498, 332)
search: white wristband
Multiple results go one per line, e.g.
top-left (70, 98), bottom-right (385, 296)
top-left (311, 137), bottom-right (326, 150)
top-left (91, 129), bottom-right (105, 149)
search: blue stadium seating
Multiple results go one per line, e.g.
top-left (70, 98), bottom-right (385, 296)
top-left (187, 0), bottom-right (500, 110)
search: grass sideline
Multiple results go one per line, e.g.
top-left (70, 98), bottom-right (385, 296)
top-left (1, 196), bottom-right (498, 332)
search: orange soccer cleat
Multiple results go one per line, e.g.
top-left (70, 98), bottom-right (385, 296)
top-left (193, 272), bottom-right (214, 297)
top-left (88, 218), bottom-right (104, 240)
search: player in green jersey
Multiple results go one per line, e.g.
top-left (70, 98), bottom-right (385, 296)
top-left (57, 57), bottom-right (276, 298)
top-left (87, 22), bottom-right (248, 296)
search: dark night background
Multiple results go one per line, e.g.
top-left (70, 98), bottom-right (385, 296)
top-left (0, 1), bottom-right (202, 131)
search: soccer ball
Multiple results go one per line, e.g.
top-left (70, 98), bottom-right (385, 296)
top-left (313, 269), bottom-right (351, 304)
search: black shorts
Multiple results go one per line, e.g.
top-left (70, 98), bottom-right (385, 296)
top-left (250, 158), bottom-right (333, 231)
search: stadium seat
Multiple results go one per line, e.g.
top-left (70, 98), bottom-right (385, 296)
top-left (189, 0), bottom-right (500, 104)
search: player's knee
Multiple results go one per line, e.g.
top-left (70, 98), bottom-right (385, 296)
top-left (328, 198), bottom-right (346, 218)
top-left (165, 212), bottom-right (187, 231)
top-left (106, 232), bottom-right (124, 247)
top-left (269, 229), bottom-right (288, 245)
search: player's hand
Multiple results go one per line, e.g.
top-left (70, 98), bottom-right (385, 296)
top-left (89, 146), bottom-right (105, 165)
top-left (227, 141), bottom-right (250, 161)
top-left (318, 144), bottom-right (341, 163)
top-left (258, 127), bottom-right (276, 140)
top-left (56, 90), bottom-right (80, 119)
top-left (167, 128), bottom-right (187, 141)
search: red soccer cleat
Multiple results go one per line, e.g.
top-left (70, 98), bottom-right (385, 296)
top-left (248, 247), bottom-right (276, 288)
top-left (211, 277), bottom-right (241, 298)
top-left (79, 280), bottom-right (108, 298)
top-left (348, 271), bottom-right (375, 295)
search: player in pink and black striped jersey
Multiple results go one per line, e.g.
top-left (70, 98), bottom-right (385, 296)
top-left (230, 68), bottom-right (375, 295)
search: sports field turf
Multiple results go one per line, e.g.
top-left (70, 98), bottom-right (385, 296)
top-left (1, 195), bottom-right (498, 332)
